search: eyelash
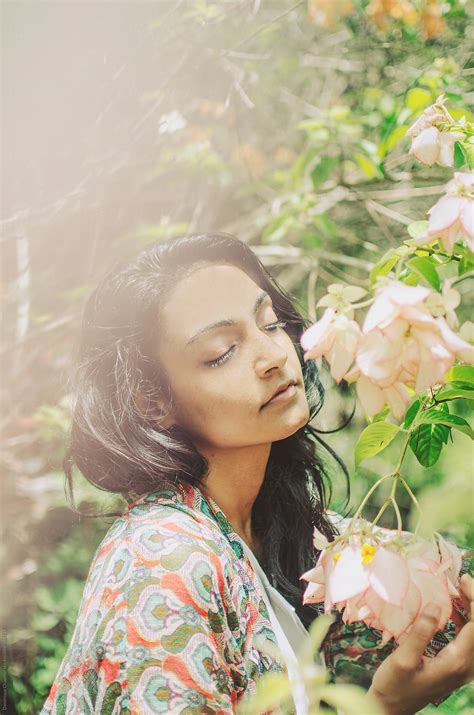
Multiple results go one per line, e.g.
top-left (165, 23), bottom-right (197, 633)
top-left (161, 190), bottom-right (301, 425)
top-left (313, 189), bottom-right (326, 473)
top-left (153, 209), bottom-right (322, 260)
top-left (205, 320), bottom-right (288, 368)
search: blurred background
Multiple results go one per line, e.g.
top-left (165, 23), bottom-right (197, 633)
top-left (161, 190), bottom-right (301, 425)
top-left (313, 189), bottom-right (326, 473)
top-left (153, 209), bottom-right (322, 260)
top-left (1, 1), bottom-right (473, 712)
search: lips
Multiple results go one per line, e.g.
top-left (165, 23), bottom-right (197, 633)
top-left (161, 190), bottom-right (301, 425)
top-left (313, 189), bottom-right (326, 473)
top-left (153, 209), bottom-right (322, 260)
top-left (261, 379), bottom-right (297, 408)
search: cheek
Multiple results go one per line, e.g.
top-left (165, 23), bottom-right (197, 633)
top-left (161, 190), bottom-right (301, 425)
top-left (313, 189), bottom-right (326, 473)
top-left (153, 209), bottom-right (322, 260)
top-left (170, 374), bottom-right (255, 432)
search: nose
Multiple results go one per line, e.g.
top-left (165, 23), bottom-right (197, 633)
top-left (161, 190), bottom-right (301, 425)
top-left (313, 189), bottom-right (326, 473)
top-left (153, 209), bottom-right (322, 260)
top-left (253, 329), bottom-right (288, 377)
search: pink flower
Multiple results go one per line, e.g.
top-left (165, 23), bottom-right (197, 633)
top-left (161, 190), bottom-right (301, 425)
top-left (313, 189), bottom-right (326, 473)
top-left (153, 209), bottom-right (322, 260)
top-left (408, 127), bottom-right (464, 168)
top-left (301, 523), bottom-right (462, 645)
top-left (355, 374), bottom-right (411, 421)
top-left (406, 99), bottom-right (463, 168)
top-left (410, 172), bottom-right (474, 253)
top-left (302, 279), bottom-right (474, 420)
top-left (362, 281), bottom-right (432, 334)
top-left (345, 281), bottom-right (474, 417)
top-left (301, 308), bottom-right (362, 383)
top-left (406, 102), bottom-right (446, 139)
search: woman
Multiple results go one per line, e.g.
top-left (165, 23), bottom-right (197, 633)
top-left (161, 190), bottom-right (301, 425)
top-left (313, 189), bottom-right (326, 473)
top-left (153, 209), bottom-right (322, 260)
top-left (42, 233), bottom-right (473, 714)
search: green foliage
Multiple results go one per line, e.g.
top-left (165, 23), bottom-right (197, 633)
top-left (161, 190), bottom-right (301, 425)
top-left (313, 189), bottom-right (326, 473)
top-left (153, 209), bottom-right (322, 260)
top-left (406, 256), bottom-right (441, 291)
top-left (355, 423), bottom-right (400, 468)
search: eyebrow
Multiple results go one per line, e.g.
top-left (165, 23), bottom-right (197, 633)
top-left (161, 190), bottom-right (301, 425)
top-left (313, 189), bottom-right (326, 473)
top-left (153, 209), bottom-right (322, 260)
top-left (185, 290), bottom-right (270, 347)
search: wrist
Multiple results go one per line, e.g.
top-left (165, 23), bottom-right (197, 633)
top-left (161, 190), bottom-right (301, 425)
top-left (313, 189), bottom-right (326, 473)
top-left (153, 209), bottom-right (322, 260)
top-left (367, 686), bottom-right (415, 715)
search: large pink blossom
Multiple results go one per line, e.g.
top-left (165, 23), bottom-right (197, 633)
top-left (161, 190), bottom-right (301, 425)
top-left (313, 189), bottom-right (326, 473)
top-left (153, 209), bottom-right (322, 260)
top-left (301, 523), bottom-right (462, 645)
top-left (301, 308), bottom-right (362, 383)
top-left (345, 281), bottom-right (474, 417)
top-left (410, 172), bottom-right (474, 253)
top-left (301, 279), bottom-right (473, 419)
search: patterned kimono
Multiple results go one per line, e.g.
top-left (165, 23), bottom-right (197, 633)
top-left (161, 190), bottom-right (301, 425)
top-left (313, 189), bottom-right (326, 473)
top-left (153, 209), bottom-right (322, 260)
top-left (41, 482), bottom-right (470, 714)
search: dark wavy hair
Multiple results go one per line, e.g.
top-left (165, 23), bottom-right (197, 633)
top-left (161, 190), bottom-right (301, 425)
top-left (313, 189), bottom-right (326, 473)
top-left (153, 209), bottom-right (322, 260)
top-left (65, 232), bottom-right (347, 627)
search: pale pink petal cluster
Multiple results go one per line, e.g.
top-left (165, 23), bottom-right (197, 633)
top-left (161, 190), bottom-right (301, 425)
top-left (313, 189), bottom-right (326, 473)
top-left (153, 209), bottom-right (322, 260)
top-left (406, 99), bottom-right (463, 168)
top-left (301, 523), bottom-right (462, 645)
top-left (301, 308), bottom-right (362, 383)
top-left (316, 283), bottom-right (367, 320)
top-left (408, 127), bottom-right (464, 167)
top-left (301, 279), bottom-right (474, 420)
top-left (410, 172), bottom-right (474, 253)
top-left (350, 281), bottom-right (474, 417)
top-left (425, 282), bottom-right (460, 330)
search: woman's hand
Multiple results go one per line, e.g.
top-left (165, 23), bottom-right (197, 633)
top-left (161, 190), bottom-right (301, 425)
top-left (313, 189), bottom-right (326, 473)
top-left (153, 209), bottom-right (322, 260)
top-left (368, 573), bottom-right (474, 715)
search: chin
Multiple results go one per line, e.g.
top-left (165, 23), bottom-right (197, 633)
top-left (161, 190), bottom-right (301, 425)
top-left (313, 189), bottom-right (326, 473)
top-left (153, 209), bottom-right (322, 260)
top-left (274, 406), bottom-right (309, 441)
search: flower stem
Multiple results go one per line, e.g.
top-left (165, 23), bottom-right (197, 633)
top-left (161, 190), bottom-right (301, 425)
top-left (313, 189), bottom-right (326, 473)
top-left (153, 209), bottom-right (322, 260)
top-left (419, 246), bottom-right (461, 262)
top-left (349, 474), bottom-right (391, 532)
top-left (372, 498), bottom-right (391, 527)
top-left (400, 477), bottom-right (423, 534)
top-left (349, 297), bottom-right (375, 310)
top-left (394, 432), bottom-right (411, 475)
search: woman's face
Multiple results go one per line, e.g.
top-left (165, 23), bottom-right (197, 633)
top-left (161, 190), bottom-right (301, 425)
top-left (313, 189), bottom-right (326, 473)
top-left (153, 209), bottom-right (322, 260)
top-left (155, 263), bottom-right (310, 451)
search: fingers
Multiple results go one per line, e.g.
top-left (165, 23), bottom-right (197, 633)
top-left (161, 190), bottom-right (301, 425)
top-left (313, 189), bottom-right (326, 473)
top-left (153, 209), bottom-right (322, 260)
top-left (459, 574), bottom-right (474, 621)
top-left (393, 604), bottom-right (442, 671)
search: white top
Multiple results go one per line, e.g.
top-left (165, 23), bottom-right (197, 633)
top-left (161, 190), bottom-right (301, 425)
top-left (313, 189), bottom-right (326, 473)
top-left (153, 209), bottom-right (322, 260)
top-left (240, 540), bottom-right (321, 715)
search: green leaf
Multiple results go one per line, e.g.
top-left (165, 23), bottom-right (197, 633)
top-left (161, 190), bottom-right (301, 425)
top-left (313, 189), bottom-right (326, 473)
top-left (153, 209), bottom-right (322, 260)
top-left (369, 249), bottom-right (399, 287)
top-left (406, 87), bottom-right (432, 112)
top-left (403, 398), bottom-right (421, 429)
top-left (237, 672), bottom-right (293, 714)
top-left (409, 421), bottom-right (449, 467)
top-left (417, 410), bottom-right (473, 439)
top-left (462, 141), bottom-right (474, 171)
top-left (407, 221), bottom-right (429, 240)
top-left (262, 214), bottom-right (295, 244)
top-left (454, 141), bottom-right (467, 169)
top-left (354, 152), bottom-right (380, 179)
top-left (406, 256), bottom-right (440, 291)
top-left (378, 125), bottom-right (409, 156)
top-left (319, 684), bottom-right (382, 715)
top-left (310, 156), bottom-right (338, 189)
top-left (32, 612), bottom-right (61, 631)
top-left (435, 386), bottom-right (474, 401)
top-left (355, 422), bottom-right (400, 468)
top-left (400, 270), bottom-right (420, 286)
top-left (444, 365), bottom-right (474, 386)
top-left (370, 405), bottom-right (391, 423)
top-left (459, 255), bottom-right (474, 275)
top-left (299, 614), bottom-right (334, 667)
top-left (455, 243), bottom-right (474, 260)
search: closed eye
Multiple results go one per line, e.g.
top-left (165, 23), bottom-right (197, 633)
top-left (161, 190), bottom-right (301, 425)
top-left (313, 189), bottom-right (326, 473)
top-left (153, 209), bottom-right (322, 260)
top-left (205, 320), bottom-right (288, 368)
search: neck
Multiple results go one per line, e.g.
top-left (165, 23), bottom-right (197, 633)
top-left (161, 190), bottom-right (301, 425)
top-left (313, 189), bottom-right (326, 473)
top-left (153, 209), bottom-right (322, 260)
top-left (198, 442), bottom-right (271, 554)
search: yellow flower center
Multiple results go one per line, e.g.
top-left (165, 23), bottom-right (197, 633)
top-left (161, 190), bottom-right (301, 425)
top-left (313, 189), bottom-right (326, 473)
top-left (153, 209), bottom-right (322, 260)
top-left (361, 543), bottom-right (377, 565)
top-left (332, 552), bottom-right (341, 562)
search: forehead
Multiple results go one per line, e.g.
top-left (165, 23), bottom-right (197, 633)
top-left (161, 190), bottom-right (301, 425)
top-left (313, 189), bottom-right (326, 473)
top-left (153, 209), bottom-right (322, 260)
top-left (159, 263), bottom-right (267, 345)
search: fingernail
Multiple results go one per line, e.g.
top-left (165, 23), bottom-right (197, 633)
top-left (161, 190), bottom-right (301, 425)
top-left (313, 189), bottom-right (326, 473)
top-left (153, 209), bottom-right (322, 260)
top-left (425, 603), bottom-right (441, 620)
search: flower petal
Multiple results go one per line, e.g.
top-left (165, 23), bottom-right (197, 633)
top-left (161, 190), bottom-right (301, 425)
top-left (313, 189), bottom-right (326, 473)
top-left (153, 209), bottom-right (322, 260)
top-left (328, 546), bottom-right (370, 603)
top-left (312, 527), bottom-right (329, 551)
top-left (437, 131), bottom-right (464, 168)
top-left (384, 383), bottom-right (411, 421)
top-left (437, 535), bottom-right (462, 585)
top-left (436, 317), bottom-right (474, 363)
top-left (343, 286), bottom-right (368, 303)
top-left (302, 581), bottom-right (326, 604)
top-left (301, 308), bottom-right (335, 354)
top-left (356, 376), bottom-right (386, 416)
top-left (368, 547), bottom-right (410, 606)
top-left (460, 198), bottom-right (474, 245)
top-left (410, 126), bottom-right (440, 166)
top-left (427, 196), bottom-right (462, 236)
top-left (410, 570), bottom-right (452, 631)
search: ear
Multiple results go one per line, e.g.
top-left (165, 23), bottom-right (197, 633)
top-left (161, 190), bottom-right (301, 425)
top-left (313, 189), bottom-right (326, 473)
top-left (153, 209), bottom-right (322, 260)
top-left (133, 390), bottom-right (175, 430)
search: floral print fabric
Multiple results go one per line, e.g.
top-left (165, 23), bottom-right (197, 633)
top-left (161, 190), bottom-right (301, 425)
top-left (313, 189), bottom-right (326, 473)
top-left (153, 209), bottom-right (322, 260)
top-left (41, 483), bottom-right (471, 714)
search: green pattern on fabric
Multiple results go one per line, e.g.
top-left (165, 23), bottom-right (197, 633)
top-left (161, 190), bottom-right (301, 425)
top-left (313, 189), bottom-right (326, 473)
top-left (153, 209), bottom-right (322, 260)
top-left (41, 482), bottom-right (471, 714)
